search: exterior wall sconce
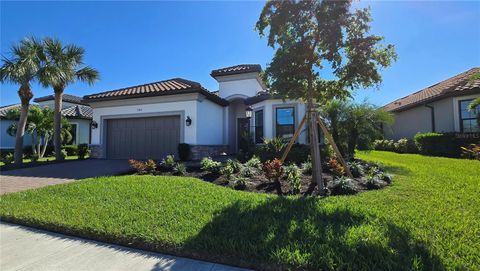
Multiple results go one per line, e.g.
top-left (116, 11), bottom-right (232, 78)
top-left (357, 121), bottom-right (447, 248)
top-left (91, 120), bottom-right (98, 129)
top-left (186, 116), bottom-right (192, 126)
top-left (245, 106), bottom-right (253, 119)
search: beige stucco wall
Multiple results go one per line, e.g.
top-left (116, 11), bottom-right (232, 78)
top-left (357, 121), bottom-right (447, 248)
top-left (385, 93), bottom-right (479, 140)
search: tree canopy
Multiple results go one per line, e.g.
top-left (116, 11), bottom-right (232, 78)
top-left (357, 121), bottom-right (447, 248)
top-left (256, 0), bottom-right (397, 103)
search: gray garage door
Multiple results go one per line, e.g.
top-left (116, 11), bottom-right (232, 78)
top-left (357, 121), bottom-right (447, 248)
top-left (107, 116), bottom-right (180, 160)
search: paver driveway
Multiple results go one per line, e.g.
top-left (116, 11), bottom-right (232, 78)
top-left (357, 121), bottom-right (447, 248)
top-left (0, 159), bottom-right (130, 194)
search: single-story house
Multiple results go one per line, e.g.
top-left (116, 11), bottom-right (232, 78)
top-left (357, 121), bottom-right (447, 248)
top-left (383, 67), bottom-right (480, 140)
top-left (0, 94), bottom-right (92, 150)
top-left (83, 64), bottom-right (308, 160)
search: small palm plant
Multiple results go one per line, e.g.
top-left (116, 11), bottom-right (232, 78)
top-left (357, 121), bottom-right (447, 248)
top-left (0, 37), bottom-right (43, 164)
top-left (38, 38), bottom-right (99, 161)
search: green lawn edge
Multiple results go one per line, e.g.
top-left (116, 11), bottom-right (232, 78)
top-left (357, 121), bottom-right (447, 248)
top-left (1, 151), bottom-right (479, 270)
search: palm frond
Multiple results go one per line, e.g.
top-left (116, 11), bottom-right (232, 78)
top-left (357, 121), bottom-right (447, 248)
top-left (76, 66), bottom-right (99, 85)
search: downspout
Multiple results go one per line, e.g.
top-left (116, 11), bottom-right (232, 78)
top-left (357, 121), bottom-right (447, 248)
top-left (425, 104), bottom-right (435, 132)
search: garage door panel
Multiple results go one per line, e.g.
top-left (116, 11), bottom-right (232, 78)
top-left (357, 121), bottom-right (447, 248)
top-left (107, 116), bottom-right (180, 160)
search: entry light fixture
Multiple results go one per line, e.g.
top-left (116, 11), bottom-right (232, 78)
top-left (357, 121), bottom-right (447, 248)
top-left (245, 106), bottom-right (253, 119)
top-left (91, 120), bottom-right (98, 129)
top-left (186, 116), bottom-right (192, 126)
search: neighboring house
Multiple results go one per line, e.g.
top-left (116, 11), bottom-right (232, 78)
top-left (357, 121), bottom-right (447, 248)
top-left (0, 94), bottom-right (92, 150)
top-left (383, 68), bottom-right (480, 140)
top-left (84, 64), bottom-right (308, 160)
top-left (34, 94), bottom-right (92, 145)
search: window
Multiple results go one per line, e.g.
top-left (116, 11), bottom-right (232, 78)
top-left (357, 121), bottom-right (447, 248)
top-left (459, 99), bottom-right (479, 132)
top-left (276, 107), bottom-right (295, 138)
top-left (254, 110), bottom-right (264, 144)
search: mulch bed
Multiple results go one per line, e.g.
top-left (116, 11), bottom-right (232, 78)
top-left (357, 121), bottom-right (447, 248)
top-left (151, 160), bottom-right (387, 196)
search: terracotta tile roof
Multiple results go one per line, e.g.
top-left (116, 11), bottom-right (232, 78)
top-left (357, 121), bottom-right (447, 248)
top-left (384, 68), bottom-right (480, 112)
top-left (83, 78), bottom-right (228, 106)
top-left (34, 94), bottom-right (88, 105)
top-left (61, 105), bottom-right (92, 119)
top-left (211, 64), bottom-right (262, 77)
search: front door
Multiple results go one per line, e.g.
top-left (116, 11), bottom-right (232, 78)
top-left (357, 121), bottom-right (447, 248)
top-left (237, 118), bottom-right (250, 152)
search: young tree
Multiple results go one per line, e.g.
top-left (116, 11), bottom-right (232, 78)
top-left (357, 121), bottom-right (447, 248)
top-left (256, 0), bottom-right (397, 190)
top-left (5, 106), bottom-right (71, 158)
top-left (0, 38), bottom-right (43, 164)
top-left (38, 38), bottom-right (99, 161)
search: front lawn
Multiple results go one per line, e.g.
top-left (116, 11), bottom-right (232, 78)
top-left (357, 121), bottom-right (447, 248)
top-left (0, 151), bottom-right (478, 270)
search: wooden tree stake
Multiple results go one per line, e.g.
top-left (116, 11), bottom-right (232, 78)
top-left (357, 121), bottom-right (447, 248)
top-left (280, 115), bottom-right (307, 163)
top-left (316, 115), bottom-right (354, 178)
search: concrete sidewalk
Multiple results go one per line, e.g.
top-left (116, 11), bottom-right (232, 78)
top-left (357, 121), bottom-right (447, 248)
top-left (0, 223), bottom-right (251, 271)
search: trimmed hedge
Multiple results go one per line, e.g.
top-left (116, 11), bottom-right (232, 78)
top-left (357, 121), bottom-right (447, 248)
top-left (63, 145), bottom-right (78, 156)
top-left (414, 132), bottom-right (479, 157)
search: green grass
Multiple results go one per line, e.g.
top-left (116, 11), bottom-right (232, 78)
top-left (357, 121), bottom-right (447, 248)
top-left (1, 151), bottom-right (479, 270)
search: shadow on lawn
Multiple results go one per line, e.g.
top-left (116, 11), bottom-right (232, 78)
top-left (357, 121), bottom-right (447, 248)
top-left (185, 196), bottom-right (444, 271)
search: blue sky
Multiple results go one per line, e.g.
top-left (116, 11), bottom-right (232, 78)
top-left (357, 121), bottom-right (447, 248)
top-left (1, 1), bottom-right (479, 106)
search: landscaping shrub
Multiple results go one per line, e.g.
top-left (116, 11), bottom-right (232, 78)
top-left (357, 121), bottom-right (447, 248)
top-left (232, 176), bottom-right (247, 190)
top-left (374, 138), bottom-right (418, 153)
top-left (365, 175), bottom-right (387, 190)
top-left (284, 164), bottom-right (302, 194)
top-left (30, 153), bottom-right (39, 163)
top-left (63, 145), bottom-right (78, 156)
top-left (373, 139), bottom-right (395, 152)
top-left (327, 158), bottom-right (345, 176)
top-left (330, 176), bottom-right (358, 195)
top-left (225, 159), bottom-right (242, 173)
top-left (128, 159), bottom-right (147, 174)
top-left (348, 161), bottom-right (364, 178)
top-left (128, 159), bottom-right (157, 175)
top-left (77, 144), bottom-right (90, 159)
top-left (178, 143), bottom-right (190, 161)
top-left (262, 158), bottom-right (283, 182)
top-left (173, 163), bottom-right (187, 176)
top-left (239, 165), bottom-right (257, 178)
top-left (413, 132), bottom-right (479, 157)
top-left (245, 155), bottom-right (262, 169)
top-left (161, 155), bottom-right (176, 170)
top-left (301, 158), bottom-right (312, 175)
top-left (1, 153), bottom-right (14, 165)
top-left (200, 157), bottom-right (222, 174)
top-left (53, 149), bottom-right (68, 159)
top-left (461, 143), bottom-right (480, 160)
top-left (145, 159), bottom-right (157, 173)
top-left (220, 164), bottom-right (235, 180)
top-left (284, 144), bottom-right (311, 164)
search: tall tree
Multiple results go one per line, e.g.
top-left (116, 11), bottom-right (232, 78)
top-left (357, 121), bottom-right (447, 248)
top-left (256, 0), bottom-right (397, 190)
top-left (38, 38), bottom-right (99, 161)
top-left (0, 37), bottom-right (43, 164)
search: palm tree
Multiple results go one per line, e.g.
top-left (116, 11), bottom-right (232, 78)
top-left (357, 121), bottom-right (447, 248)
top-left (38, 38), bottom-right (99, 160)
top-left (0, 37), bottom-right (43, 164)
top-left (321, 100), bottom-right (393, 159)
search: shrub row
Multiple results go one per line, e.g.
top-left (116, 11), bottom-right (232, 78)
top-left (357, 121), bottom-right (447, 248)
top-left (414, 132), bottom-right (479, 158)
top-left (373, 132), bottom-right (479, 158)
top-left (373, 138), bottom-right (417, 154)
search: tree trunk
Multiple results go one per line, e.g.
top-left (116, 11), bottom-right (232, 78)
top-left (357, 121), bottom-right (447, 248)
top-left (40, 134), bottom-right (49, 158)
top-left (14, 85), bottom-right (33, 165)
top-left (308, 104), bottom-right (323, 193)
top-left (53, 87), bottom-right (64, 161)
